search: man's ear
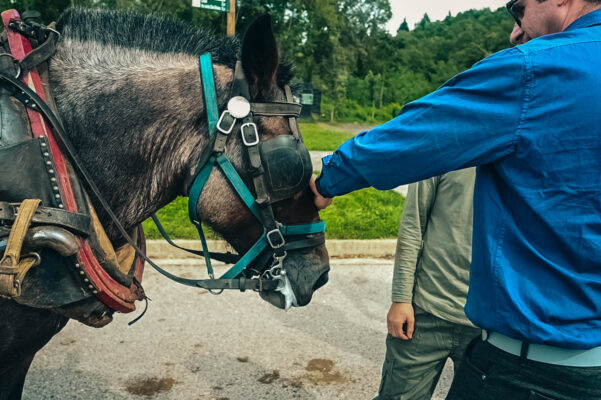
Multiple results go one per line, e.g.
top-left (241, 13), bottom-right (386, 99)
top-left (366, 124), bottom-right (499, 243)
top-left (241, 14), bottom-right (279, 93)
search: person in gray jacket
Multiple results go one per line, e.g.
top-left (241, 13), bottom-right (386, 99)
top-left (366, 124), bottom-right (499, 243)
top-left (375, 168), bottom-right (480, 400)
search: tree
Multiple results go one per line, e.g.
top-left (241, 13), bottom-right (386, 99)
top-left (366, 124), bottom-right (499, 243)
top-left (416, 13), bottom-right (431, 30)
top-left (397, 18), bottom-right (409, 33)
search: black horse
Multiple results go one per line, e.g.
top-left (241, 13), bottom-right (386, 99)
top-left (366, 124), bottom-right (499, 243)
top-left (0, 8), bottom-right (329, 398)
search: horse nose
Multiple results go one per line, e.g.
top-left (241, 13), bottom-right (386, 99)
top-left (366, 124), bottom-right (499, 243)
top-left (312, 268), bottom-right (329, 291)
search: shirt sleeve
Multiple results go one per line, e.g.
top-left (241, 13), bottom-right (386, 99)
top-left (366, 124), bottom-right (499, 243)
top-left (391, 177), bottom-right (438, 303)
top-left (316, 47), bottom-right (529, 198)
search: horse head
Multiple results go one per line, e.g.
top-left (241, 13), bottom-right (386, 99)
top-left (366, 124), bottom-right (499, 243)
top-left (49, 9), bottom-right (329, 311)
top-left (192, 15), bottom-right (330, 309)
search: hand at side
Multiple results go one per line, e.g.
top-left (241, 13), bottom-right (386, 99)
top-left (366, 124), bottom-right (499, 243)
top-left (387, 302), bottom-right (415, 340)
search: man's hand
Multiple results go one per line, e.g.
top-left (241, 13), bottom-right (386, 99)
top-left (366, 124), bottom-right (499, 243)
top-left (310, 175), bottom-right (333, 210)
top-left (387, 302), bottom-right (415, 340)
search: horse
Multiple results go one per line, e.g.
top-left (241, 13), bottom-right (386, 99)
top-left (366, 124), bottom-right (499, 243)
top-left (0, 8), bottom-right (330, 398)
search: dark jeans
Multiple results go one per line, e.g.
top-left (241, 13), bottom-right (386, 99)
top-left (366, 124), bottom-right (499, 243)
top-left (446, 338), bottom-right (601, 400)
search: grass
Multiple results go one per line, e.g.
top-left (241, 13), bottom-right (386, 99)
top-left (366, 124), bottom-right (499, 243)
top-left (299, 123), bottom-right (355, 151)
top-left (143, 188), bottom-right (404, 240)
top-left (320, 188), bottom-right (404, 239)
top-left (142, 197), bottom-right (221, 240)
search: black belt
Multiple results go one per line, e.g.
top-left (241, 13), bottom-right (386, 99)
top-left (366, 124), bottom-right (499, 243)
top-left (0, 201), bottom-right (90, 236)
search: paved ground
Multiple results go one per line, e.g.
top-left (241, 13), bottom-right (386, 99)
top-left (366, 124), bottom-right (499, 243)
top-left (24, 259), bottom-right (453, 400)
top-left (310, 152), bottom-right (408, 196)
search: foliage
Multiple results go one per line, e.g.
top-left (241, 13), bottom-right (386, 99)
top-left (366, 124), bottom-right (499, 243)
top-left (142, 188), bottom-right (404, 239)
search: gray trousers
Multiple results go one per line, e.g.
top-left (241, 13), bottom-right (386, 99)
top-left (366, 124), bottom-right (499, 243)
top-left (375, 306), bottom-right (480, 400)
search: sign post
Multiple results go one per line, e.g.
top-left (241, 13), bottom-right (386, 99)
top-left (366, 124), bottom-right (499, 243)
top-left (227, 0), bottom-right (236, 36)
top-left (192, 0), bottom-right (236, 36)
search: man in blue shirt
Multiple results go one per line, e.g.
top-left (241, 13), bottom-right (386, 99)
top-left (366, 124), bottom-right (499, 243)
top-left (311, 0), bottom-right (601, 398)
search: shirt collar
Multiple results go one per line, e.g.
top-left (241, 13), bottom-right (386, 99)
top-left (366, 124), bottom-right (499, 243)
top-left (565, 8), bottom-right (601, 31)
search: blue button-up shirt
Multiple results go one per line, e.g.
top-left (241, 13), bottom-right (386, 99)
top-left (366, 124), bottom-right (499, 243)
top-left (317, 10), bottom-right (601, 349)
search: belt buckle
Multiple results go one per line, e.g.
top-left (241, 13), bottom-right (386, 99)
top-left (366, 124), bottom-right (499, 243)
top-left (216, 110), bottom-right (236, 134)
top-left (241, 122), bottom-right (259, 146)
top-left (266, 228), bottom-right (285, 249)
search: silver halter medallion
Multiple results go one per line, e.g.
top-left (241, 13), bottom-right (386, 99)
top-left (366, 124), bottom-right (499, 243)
top-left (227, 96), bottom-right (251, 119)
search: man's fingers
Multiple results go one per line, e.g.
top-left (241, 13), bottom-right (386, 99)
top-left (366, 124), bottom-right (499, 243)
top-left (396, 326), bottom-right (409, 340)
top-left (406, 317), bottom-right (415, 339)
top-left (387, 316), bottom-right (409, 340)
top-left (309, 175), bottom-right (333, 210)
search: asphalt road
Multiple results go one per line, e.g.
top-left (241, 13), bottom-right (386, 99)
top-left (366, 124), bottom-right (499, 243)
top-left (23, 259), bottom-right (453, 400)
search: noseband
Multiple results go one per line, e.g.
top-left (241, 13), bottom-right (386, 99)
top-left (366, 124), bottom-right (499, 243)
top-left (150, 54), bottom-right (325, 308)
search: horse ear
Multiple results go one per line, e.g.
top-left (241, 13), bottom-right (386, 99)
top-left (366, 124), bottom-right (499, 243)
top-left (241, 14), bottom-right (279, 92)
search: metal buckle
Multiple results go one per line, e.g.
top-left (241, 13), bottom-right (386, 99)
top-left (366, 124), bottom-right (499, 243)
top-left (266, 228), bottom-right (285, 249)
top-left (216, 110), bottom-right (236, 134)
top-left (241, 122), bottom-right (259, 146)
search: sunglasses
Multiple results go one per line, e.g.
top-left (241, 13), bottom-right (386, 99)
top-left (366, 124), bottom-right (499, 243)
top-left (506, 0), bottom-right (525, 27)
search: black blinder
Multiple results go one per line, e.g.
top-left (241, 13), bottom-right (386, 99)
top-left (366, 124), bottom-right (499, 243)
top-left (259, 135), bottom-right (312, 203)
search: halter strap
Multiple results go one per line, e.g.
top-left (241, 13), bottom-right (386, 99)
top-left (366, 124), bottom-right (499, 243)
top-left (199, 53), bottom-right (219, 135)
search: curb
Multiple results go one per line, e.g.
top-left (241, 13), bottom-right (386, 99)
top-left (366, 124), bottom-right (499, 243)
top-left (146, 239), bottom-right (397, 259)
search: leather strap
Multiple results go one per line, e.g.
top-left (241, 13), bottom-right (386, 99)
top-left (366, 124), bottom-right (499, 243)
top-left (0, 199), bottom-right (41, 298)
top-left (285, 85), bottom-right (302, 140)
top-left (200, 53), bottom-right (219, 134)
top-left (0, 201), bottom-right (90, 236)
top-left (150, 214), bottom-right (239, 264)
top-left (17, 24), bottom-right (59, 77)
top-left (251, 102), bottom-right (302, 117)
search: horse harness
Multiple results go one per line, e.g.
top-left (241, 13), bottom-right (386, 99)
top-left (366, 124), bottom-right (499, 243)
top-left (150, 54), bottom-right (325, 309)
top-left (0, 10), bottom-right (325, 324)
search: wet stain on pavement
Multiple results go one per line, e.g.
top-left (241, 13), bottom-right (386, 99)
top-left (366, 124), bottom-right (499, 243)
top-left (125, 376), bottom-right (178, 397)
top-left (236, 356), bottom-right (249, 362)
top-left (281, 378), bottom-right (304, 389)
top-left (353, 276), bottom-right (368, 285)
top-left (305, 359), bottom-right (347, 384)
top-left (258, 370), bottom-right (280, 384)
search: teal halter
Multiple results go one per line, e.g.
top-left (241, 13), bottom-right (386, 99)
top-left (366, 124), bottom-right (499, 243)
top-left (152, 53), bottom-right (325, 298)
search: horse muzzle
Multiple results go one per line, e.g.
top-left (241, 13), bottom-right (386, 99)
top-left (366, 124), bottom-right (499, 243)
top-left (259, 244), bottom-right (329, 310)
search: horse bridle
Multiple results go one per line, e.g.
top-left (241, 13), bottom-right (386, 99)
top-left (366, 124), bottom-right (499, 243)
top-left (151, 53), bottom-right (326, 309)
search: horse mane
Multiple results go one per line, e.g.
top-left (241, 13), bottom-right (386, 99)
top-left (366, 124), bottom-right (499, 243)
top-left (56, 8), bottom-right (238, 67)
top-left (55, 8), bottom-right (293, 84)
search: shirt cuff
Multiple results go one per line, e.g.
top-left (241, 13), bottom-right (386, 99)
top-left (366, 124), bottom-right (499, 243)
top-left (315, 174), bottom-right (334, 198)
top-left (392, 295), bottom-right (413, 304)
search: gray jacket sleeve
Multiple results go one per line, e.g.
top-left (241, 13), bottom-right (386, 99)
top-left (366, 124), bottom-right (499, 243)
top-left (391, 177), bottom-right (439, 303)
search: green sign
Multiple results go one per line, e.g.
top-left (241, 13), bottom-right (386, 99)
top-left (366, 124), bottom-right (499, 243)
top-left (301, 93), bottom-right (314, 105)
top-left (192, 0), bottom-right (229, 12)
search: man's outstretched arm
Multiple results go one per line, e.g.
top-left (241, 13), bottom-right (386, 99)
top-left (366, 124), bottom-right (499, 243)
top-left (311, 47), bottom-right (528, 206)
